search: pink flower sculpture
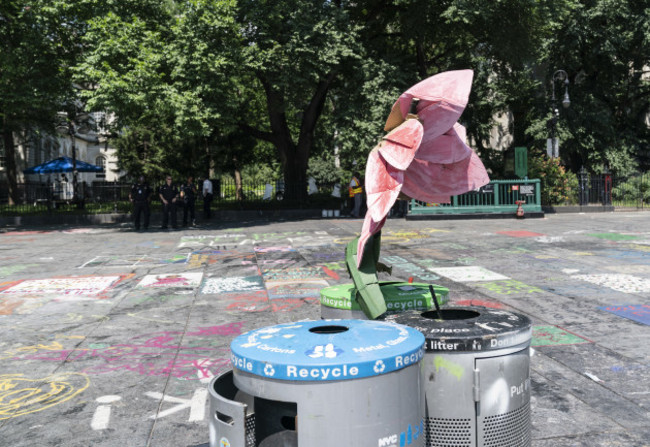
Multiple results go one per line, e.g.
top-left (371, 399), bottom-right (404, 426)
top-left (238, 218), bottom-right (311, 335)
top-left (357, 70), bottom-right (490, 265)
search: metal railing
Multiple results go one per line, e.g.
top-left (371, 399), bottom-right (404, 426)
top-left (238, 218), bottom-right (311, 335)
top-left (0, 179), bottom-right (345, 215)
top-left (610, 172), bottom-right (648, 209)
top-left (409, 179), bottom-right (542, 215)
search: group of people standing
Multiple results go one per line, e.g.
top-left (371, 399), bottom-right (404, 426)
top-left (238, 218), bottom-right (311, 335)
top-left (129, 175), bottom-right (214, 231)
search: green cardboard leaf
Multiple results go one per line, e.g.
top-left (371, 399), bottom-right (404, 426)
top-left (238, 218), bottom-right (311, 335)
top-left (345, 233), bottom-right (387, 318)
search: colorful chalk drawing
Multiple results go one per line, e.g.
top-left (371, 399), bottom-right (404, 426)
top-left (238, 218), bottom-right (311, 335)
top-left (0, 275), bottom-right (123, 297)
top-left (381, 228), bottom-right (450, 244)
top-left (137, 273), bottom-right (203, 288)
top-left (571, 273), bottom-right (650, 294)
top-left (265, 279), bottom-right (329, 299)
top-left (200, 276), bottom-right (265, 295)
top-left (587, 233), bottom-right (640, 241)
top-left (497, 230), bottom-right (545, 238)
top-left (0, 373), bottom-right (90, 420)
top-left (476, 280), bottom-right (544, 295)
top-left (7, 324), bottom-right (243, 381)
top-left (599, 304), bottom-right (650, 326)
top-left (531, 325), bottom-right (592, 346)
top-left (262, 266), bottom-right (328, 281)
top-left (427, 266), bottom-right (509, 282)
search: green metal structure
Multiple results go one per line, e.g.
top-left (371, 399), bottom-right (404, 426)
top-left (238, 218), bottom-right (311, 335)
top-left (409, 179), bottom-right (542, 215)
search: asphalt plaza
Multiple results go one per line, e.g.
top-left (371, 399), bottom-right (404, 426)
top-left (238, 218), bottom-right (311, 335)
top-left (0, 212), bottom-right (649, 447)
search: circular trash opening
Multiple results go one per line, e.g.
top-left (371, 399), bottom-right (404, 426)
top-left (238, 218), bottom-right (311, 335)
top-left (309, 325), bottom-right (349, 334)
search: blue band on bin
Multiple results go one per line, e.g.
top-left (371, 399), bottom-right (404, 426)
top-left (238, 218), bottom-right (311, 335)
top-left (230, 320), bottom-right (425, 381)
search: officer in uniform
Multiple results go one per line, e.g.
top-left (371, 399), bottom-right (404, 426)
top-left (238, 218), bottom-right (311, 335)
top-left (159, 175), bottom-right (179, 229)
top-left (129, 175), bottom-right (152, 231)
top-left (181, 176), bottom-right (198, 226)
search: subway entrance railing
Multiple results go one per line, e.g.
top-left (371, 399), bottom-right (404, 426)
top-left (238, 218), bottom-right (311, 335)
top-left (409, 179), bottom-right (542, 216)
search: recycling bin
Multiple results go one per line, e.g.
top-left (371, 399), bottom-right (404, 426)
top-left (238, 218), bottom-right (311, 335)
top-left (320, 282), bottom-right (449, 319)
top-left (209, 319), bottom-right (426, 447)
top-left (384, 307), bottom-right (532, 447)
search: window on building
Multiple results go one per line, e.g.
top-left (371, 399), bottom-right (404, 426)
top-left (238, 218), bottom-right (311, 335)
top-left (95, 156), bottom-right (106, 178)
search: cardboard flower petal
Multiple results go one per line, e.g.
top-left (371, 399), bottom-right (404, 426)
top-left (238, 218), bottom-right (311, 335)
top-left (356, 69), bottom-right (490, 267)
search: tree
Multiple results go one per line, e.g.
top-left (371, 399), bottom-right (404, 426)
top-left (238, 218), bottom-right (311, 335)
top-left (232, 0), bottom-right (364, 199)
top-left (1, 0), bottom-right (80, 204)
top-left (75, 0), bottom-right (240, 180)
top-left (530, 0), bottom-right (650, 175)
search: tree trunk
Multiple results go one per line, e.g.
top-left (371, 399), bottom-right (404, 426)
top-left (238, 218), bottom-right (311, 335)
top-left (255, 71), bottom-right (337, 202)
top-left (2, 123), bottom-right (18, 205)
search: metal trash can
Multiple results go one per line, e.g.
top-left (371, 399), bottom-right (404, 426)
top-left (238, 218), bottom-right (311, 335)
top-left (209, 319), bottom-right (426, 447)
top-left (320, 282), bottom-right (449, 319)
top-left (384, 307), bottom-right (532, 447)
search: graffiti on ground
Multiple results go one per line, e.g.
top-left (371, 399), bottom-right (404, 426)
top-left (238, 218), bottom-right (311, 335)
top-left (572, 273), bottom-right (650, 294)
top-left (6, 324), bottom-right (243, 381)
top-left (428, 266), bottom-right (509, 282)
top-left (599, 304), bottom-right (650, 326)
top-left (476, 280), bottom-right (544, 295)
top-left (531, 325), bottom-right (592, 347)
top-left (587, 233), bottom-right (640, 241)
top-left (200, 276), bottom-right (265, 295)
top-left (137, 273), bottom-right (203, 288)
top-left (266, 279), bottom-right (329, 299)
top-left (0, 275), bottom-right (124, 298)
top-left (0, 373), bottom-right (90, 420)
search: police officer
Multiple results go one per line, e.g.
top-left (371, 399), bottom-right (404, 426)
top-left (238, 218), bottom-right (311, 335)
top-left (159, 175), bottom-right (179, 229)
top-left (181, 175), bottom-right (198, 226)
top-left (129, 175), bottom-right (152, 231)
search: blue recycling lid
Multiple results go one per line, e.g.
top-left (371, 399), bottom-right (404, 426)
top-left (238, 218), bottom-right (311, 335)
top-left (230, 319), bottom-right (425, 381)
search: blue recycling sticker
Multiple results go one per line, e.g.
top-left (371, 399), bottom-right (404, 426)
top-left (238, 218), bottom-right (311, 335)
top-left (230, 319), bottom-right (425, 381)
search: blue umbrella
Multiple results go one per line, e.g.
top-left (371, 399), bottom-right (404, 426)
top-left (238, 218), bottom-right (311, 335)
top-left (23, 156), bottom-right (103, 174)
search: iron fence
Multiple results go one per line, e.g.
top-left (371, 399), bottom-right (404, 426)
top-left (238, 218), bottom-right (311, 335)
top-left (610, 172), bottom-right (649, 209)
top-left (0, 179), bottom-right (346, 215)
top-left (1, 173), bottom-right (647, 216)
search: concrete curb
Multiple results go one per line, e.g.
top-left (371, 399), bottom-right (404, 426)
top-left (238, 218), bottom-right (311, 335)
top-left (542, 205), bottom-right (615, 213)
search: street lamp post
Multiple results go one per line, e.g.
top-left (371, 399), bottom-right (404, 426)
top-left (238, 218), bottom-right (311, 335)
top-left (548, 69), bottom-right (570, 159)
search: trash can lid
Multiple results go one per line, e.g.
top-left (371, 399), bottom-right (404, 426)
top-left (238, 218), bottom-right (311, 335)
top-left (320, 282), bottom-right (449, 312)
top-left (230, 319), bottom-right (425, 381)
top-left (384, 307), bottom-right (531, 352)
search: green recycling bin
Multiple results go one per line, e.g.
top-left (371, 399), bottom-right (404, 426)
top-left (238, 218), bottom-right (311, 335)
top-left (320, 282), bottom-right (449, 319)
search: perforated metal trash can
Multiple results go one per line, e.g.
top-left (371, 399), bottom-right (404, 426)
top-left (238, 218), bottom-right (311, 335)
top-left (320, 282), bottom-right (449, 319)
top-left (384, 308), bottom-right (532, 447)
top-left (208, 319), bottom-right (426, 447)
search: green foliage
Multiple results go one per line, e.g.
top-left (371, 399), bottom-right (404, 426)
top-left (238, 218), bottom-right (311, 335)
top-left (4, 0), bottom-right (650, 199)
top-left (528, 155), bottom-right (578, 205)
top-left (612, 174), bottom-right (650, 205)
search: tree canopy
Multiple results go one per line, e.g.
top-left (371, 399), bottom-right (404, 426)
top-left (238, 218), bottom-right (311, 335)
top-left (3, 0), bottom-right (650, 202)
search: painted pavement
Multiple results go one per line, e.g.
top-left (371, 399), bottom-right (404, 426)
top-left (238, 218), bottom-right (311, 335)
top-left (0, 212), bottom-right (649, 446)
